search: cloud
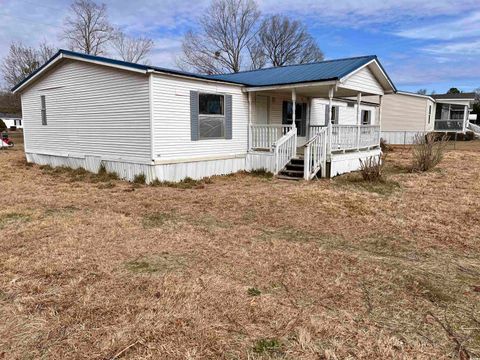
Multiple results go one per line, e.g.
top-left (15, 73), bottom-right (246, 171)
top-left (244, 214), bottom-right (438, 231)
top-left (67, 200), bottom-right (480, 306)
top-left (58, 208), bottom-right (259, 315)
top-left (423, 40), bottom-right (480, 55)
top-left (395, 11), bottom-right (480, 40)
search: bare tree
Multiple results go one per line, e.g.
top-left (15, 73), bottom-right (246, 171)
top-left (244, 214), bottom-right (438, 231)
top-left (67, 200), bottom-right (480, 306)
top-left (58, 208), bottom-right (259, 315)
top-left (417, 89), bottom-right (427, 95)
top-left (63, 0), bottom-right (113, 55)
top-left (111, 31), bottom-right (154, 63)
top-left (256, 15), bottom-right (324, 67)
top-left (0, 90), bottom-right (21, 114)
top-left (178, 0), bottom-right (260, 74)
top-left (1, 42), bottom-right (56, 89)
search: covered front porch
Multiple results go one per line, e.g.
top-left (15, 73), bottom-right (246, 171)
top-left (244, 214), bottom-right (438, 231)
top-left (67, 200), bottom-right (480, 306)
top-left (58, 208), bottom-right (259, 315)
top-left (245, 82), bottom-right (384, 179)
top-left (433, 96), bottom-right (475, 133)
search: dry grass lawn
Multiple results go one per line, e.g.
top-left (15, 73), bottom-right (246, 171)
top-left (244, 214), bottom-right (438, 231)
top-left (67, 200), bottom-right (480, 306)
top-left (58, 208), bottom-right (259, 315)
top-left (1, 135), bottom-right (480, 359)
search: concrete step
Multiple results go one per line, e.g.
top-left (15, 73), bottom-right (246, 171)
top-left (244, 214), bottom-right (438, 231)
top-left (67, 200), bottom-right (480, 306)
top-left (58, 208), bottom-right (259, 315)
top-left (276, 174), bottom-right (302, 181)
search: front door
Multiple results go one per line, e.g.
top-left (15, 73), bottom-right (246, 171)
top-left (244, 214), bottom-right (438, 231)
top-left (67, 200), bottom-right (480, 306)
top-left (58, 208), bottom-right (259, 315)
top-left (256, 95), bottom-right (269, 124)
top-left (283, 101), bottom-right (308, 146)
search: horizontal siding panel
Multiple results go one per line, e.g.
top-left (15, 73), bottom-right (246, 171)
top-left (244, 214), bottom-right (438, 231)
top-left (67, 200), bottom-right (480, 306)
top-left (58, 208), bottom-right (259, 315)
top-left (343, 66), bottom-right (384, 95)
top-left (21, 60), bottom-right (151, 161)
top-left (381, 94), bottom-right (428, 131)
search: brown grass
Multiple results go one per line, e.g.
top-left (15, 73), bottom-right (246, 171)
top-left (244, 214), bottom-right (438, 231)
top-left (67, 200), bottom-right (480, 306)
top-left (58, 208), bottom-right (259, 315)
top-left (1, 140), bottom-right (480, 359)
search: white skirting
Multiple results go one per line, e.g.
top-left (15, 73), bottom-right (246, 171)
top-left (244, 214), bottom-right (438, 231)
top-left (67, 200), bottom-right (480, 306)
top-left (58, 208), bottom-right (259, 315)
top-left (330, 149), bottom-right (381, 177)
top-left (245, 151), bottom-right (276, 173)
top-left (381, 131), bottom-right (427, 145)
top-left (26, 152), bottom-right (248, 183)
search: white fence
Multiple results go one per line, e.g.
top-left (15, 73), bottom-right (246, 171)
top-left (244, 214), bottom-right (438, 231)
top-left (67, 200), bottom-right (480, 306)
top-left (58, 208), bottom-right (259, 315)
top-left (380, 131), bottom-right (427, 145)
top-left (304, 127), bottom-right (327, 180)
top-left (250, 124), bottom-right (292, 150)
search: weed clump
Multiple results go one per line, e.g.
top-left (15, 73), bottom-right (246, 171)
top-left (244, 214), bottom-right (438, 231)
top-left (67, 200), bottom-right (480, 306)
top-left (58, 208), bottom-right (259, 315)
top-left (411, 133), bottom-right (448, 172)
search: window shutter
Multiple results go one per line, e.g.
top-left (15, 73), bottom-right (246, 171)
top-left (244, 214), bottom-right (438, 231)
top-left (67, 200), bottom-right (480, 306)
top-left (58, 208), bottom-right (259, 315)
top-left (335, 106), bottom-right (340, 123)
top-left (325, 104), bottom-right (330, 125)
top-left (190, 91), bottom-right (199, 141)
top-left (225, 94), bottom-right (232, 139)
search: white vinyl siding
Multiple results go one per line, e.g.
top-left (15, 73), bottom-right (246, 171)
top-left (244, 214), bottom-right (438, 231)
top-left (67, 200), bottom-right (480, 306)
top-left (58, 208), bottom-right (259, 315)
top-left (381, 93), bottom-right (430, 131)
top-left (151, 73), bottom-right (248, 160)
top-left (21, 60), bottom-right (151, 161)
top-left (342, 66), bottom-right (384, 95)
top-left (310, 99), bottom-right (377, 126)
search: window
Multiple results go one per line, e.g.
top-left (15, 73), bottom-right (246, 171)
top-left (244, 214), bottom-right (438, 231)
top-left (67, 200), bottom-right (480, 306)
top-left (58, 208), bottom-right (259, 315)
top-left (361, 110), bottom-right (371, 125)
top-left (331, 105), bottom-right (339, 125)
top-left (199, 93), bottom-right (224, 115)
top-left (41, 95), bottom-right (47, 125)
top-left (198, 93), bottom-right (225, 139)
top-left (428, 105), bottom-right (432, 124)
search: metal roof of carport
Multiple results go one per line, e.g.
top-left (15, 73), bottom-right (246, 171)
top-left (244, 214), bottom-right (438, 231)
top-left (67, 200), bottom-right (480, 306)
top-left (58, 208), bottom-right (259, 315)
top-left (12, 50), bottom-right (396, 93)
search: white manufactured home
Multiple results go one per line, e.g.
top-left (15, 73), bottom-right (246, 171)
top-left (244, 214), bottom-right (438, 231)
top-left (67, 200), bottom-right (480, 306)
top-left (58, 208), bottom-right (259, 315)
top-left (381, 91), bottom-right (477, 144)
top-left (12, 50), bottom-right (396, 182)
top-left (0, 113), bottom-right (23, 129)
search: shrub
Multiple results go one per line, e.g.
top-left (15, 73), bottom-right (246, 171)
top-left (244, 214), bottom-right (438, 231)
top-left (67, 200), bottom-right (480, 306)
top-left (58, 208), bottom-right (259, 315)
top-left (133, 173), bottom-right (146, 184)
top-left (359, 155), bottom-right (384, 182)
top-left (380, 138), bottom-right (392, 153)
top-left (0, 120), bottom-right (6, 132)
top-left (411, 133), bottom-right (448, 172)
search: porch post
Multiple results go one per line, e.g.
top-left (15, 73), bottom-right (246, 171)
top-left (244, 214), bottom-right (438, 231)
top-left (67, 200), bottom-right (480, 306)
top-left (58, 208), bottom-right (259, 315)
top-left (356, 92), bottom-right (362, 149)
top-left (463, 105), bottom-right (468, 133)
top-left (292, 88), bottom-right (297, 156)
top-left (327, 86), bottom-right (334, 156)
top-left (378, 95), bottom-right (383, 146)
top-left (248, 92), bottom-right (252, 150)
top-left (292, 88), bottom-right (297, 130)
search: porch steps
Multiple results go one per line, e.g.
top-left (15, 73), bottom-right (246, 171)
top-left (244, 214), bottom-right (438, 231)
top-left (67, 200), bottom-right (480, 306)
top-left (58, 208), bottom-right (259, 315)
top-left (277, 158), bottom-right (305, 180)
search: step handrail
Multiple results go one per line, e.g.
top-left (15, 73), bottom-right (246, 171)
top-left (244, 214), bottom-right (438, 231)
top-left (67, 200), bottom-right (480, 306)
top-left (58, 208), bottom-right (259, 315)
top-left (273, 128), bottom-right (297, 174)
top-left (303, 127), bottom-right (327, 180)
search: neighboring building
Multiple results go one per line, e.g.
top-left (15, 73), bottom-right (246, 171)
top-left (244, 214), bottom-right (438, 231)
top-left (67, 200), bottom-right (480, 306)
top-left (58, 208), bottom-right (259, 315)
top-left (0, 113), bottom-right (23, 129)
top-left (380, 91), bottom-right (476, 144)
top-left (12, 50), bottom-right (395, 182)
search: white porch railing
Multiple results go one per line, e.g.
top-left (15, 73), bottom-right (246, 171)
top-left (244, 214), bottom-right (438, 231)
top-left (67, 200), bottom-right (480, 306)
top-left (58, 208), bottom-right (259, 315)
top-left (330, 125), bottom-right (380, 151)
top-left (251, 124), bottom-right (292, 150)
top-left (434, 119), bottom-right (464, 131)
top-left (468, 122), bottom-right (480, 134)
top-left (274, 128), bottom-right (297, 174)
top-left (304, 127), bottom-right (327, 180)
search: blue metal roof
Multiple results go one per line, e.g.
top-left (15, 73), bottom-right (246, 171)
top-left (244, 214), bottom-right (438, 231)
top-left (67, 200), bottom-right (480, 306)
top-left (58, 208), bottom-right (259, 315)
top-left (12, 50), bottom-right (394, 92)
top-left (206, 55), bottom-right (378, 86)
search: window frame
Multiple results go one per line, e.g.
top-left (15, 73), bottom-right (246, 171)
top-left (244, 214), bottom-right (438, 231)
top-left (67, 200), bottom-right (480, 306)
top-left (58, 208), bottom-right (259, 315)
top-left (41, 95), bottom-right (47, 125)
top-left (361, 109), bottom-right (371, 125)
top-left (198, 92), bottom-right (226, 140)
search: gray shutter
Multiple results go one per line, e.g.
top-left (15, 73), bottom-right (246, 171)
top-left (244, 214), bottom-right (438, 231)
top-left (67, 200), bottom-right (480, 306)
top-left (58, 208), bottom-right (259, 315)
top-left (225, 94), bottom-right (232, 139)
top-left (190, 91), bottom-right (199, 141)
top-left (325, 104), bottom-right (330, 125)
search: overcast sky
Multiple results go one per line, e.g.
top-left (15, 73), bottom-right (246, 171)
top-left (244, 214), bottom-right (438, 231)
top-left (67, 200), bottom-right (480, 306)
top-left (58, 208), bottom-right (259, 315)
top-left (0, 0), bottom-right (479, 93)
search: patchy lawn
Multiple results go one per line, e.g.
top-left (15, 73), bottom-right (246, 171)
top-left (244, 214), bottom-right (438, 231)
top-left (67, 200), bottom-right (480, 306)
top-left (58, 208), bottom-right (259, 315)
top-left (1, 141), bottom-right (480, 359)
